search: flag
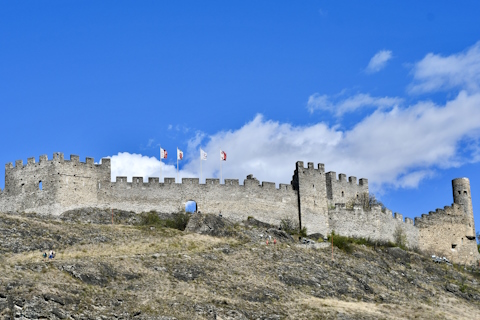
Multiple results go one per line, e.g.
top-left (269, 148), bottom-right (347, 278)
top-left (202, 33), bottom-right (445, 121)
top-left (160, 148), bottom-right (167, 159)
top-left (220, 150), bottom-right (227, 161)
top-left (177, 148), bottom-right (183, 160)
top-left (200, 149), bottom-right (207, 160)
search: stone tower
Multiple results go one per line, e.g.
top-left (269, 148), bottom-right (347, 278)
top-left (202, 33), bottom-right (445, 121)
top-left (291, 161), bottom-right (329, 235)
top-left (452, 177), bottom-right (476, 239)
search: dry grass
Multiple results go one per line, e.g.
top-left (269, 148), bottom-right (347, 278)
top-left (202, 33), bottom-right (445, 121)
top-left (1, 213), bottom-right (480, 319)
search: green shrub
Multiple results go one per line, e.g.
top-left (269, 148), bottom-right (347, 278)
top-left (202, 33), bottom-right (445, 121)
top-left (140, 211), bottom-right (163, 226)
top-left (165, 213), bottom-right (190, 231)
top-left (393, 226), bottom-right (408, 249)
top-left (327, 231), bottom-right (403, 253)
top-left (280, 218), bottom-right (307, 237)
top-left (280, 218), bottom-right (299, 235)
top-left (328, 231), bottom-right (354, 253)
top-left (139, 211), bottom-right (190, 231)
top-left (299, 227), bottom-right (307, 238)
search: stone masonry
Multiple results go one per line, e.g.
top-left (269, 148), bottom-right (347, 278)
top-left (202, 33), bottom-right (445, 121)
top-left (0, 153), bottom-right (478, 265)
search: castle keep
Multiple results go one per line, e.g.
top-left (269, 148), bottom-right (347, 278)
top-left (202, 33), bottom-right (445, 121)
top-left (0, 153), bottom-right (478, 265)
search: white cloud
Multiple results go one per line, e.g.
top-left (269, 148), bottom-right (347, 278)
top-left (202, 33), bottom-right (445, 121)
top-left (107, 43), bottom-right (480, 194)
top-left (108, 90), bottom-right (480, 193)
top-left (109, 152), bottom-right (195, 182)
top-left (366, 50), bottom-right (393, 73)
top-left (307, 92), bottom-right (402, 116)
top-left (409, 41), bottom-right (480, 94)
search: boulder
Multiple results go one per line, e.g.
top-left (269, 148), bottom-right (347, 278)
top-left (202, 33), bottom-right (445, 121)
top-left (266, 228), bottom-right (294, 242)
top-left (185, 213), bottom-right (235, 237)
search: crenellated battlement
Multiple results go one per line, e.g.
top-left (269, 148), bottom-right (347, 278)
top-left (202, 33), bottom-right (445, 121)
top-left (109, 174), bottom-right (294, 192)
top-left (413, 203), bottom-right (464, 226)
top-left (296, 161), bottom-right (325, 173)
top-left (6, 153), bottom-right (110, 172)
top-left (325, 171), bottom-right (368, 187)
top-left (328, 201), bottom-right (418, 247)
top-left (3, 153), bottom-right (111, 198)
top-left (325, 170), bottom-right (369, 206)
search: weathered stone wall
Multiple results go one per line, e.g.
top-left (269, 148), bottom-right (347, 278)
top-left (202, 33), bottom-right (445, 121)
top-left (96, 175), bottom-right (299, 227)
top-left (415, 204), bottom-right (480, 265)
top-left (327, 204), bottom-right (419, 248)
top-left (1, 153), bottom-right (110, 215)
top-left (325, 171), bottom-right (369, 206)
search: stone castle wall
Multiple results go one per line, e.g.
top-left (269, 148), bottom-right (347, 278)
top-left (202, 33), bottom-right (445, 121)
top-left (415, 203), bottom-right (480, 265)
top-left (328, 204), bottom-right (418, 248)
top-left (0, 153), bottom-right (478, 265)
top-left (0, 153), bottom-right (110, 215)
top-left (325, 172), bottom-right (369, 206)
top-left (96, 175), bottom-right (299, 227)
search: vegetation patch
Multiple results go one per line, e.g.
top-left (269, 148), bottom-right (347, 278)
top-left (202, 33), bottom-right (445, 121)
top-left (138, 211), bottom-right (190, 231)
top-left (328, 231), bottom-right (398, 253)
top-left (280, 218), bottom-right (307, 238)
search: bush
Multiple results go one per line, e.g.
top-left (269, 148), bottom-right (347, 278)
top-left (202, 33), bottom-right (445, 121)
top-left (299, 227), bottom-right (307, 238)
top-left (346, 193), bottom-right (386, 211)
top-left (139, 211), bottom-right (190, 231)
top-left (393, 226), bottom-right (408, 249)
top-left (280, 218), bottom-right (298, 234)
top-left (165, 213), bottom-right (190, 231)
top-left (328, 231), bottom-right (354, 253)
top-left (327, 231), bottom-right (402, 253)
top-left (280, 218), bottom-right (308, 237)
top-left (140, 211), bottom-right (163, 226)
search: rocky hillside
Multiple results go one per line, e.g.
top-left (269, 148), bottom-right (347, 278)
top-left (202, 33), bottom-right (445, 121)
top-left (0, 210), bottom-right (479, 319)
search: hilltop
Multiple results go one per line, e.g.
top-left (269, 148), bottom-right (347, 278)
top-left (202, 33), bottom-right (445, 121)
top-left (0, 210), bottom-right (479, 319)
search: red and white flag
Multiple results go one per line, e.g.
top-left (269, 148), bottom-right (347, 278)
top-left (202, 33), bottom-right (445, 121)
top-left (220, 150), bottom-right (227, 161)
top-left (200, 149), bottom-right (207, 160)
top-left (177, 148), bottom-right (183, 160)
top-left (160, 148), bottom-right (167, 159)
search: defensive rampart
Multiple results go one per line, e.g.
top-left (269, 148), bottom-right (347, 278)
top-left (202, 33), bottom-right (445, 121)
top-left (97, 175), bottom-right (299, 227)
top-left (328, 204), bottom-right (418, 248)
top-left (0, 153), bottom-right (478, 264)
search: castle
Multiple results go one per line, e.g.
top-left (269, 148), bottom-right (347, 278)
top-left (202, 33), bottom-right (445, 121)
top-left (0, 153), bottom-right (478, 265)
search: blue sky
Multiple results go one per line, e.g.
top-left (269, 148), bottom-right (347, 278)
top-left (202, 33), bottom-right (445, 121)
top-left (2, 1), bottom-right (480, 232)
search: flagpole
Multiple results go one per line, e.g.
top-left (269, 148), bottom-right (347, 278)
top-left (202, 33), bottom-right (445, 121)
top-left (220, 149), bottom-right (222, 184)
top-left (200, 149), bottom-right (202, 184)
top-left (160, 146), bottom-right (162, 182)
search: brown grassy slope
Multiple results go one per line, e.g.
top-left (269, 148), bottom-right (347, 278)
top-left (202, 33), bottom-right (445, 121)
top-left (0, 212), bottom-right (479, 319)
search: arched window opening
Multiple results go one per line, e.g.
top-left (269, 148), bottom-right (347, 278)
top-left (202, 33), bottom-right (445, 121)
top-left (464, 191), bottom-right (468, 195)
top-left (458, 191), bottom-right (461, 195)
top-left (185, 200), bottom-right (197, 213)
top-left (341, 191), bottom-right (344, 197)
top-left (39, 181), bottom-right (43, 190)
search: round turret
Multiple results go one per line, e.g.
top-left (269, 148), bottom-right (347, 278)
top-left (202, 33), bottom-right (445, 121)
top-left (452, 178), bottom-right (472, 215)
top-left (452, 177), bottom-right (475, 238)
